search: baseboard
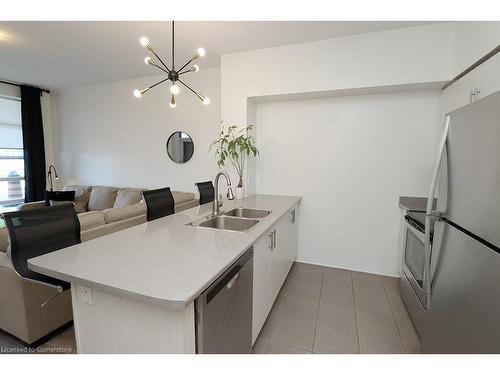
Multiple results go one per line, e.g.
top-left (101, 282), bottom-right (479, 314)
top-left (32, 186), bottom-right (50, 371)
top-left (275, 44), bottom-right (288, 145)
top-left (295, 258), bottom-right (401, 278)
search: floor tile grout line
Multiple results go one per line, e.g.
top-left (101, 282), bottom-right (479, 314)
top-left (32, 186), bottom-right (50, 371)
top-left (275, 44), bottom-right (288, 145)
top-left (382, 277), bottom-right (407, 353)
top-left (268, 269), bottom-right (321, 353)
top-left (311, 269), bottom-right (325, 354)
top-left (355, 308), bottom-right (395, 317)
top-left (263, 264), bottom-right (297, 353)
top-left (351, 271), bottom-right (361, 354)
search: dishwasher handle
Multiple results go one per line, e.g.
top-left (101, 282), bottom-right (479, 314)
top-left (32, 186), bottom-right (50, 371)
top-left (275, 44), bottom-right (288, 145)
top-left (205, 248), bottom-right (253, 304)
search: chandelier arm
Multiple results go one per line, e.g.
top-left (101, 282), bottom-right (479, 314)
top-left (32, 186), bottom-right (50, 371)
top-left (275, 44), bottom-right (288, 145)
top-left (178, 79), bottom-right (201, 96)
top-left (149, 77), bottom-right (172, 91)
top-left (178, 58), bottom-right (194, 74)
top-left (178, 71), bottom-right (192, 76)
top-left (151, 62), bottom-right (169, 74)
top-left (148, 49), bottom-right (171, 73)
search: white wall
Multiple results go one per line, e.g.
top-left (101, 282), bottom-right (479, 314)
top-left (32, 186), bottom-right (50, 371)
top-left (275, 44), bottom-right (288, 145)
top-left (53, 68), bottom-right (220, 193)
top-left (222, 23), bottom-right (454, 122)
top-left (256, 90), bottom-right (442, 276)
top-left (453, 22), bottom-right (500, 75)
top-left (221, 23), bottom-right (455, 195)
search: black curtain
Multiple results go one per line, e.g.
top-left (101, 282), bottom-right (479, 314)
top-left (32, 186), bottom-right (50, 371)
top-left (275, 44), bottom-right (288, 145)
top-left (20, 85), bottom-right (46, 202)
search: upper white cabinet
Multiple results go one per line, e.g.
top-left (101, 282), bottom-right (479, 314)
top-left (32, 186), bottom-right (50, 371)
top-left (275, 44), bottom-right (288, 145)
top-left (442, 52), bottom-right (500, 114)
top-left (441, 69), bottom-right (477, 115)
top-left (251, 205), bottom-right (298, 343)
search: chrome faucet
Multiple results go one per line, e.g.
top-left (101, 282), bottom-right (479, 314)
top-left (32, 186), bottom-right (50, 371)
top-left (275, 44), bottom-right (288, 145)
top-left (212, 171), bottom-right (235, 216)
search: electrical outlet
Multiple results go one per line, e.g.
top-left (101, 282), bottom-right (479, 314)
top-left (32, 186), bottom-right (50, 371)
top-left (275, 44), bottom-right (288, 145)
top-left (79, 286), bottom-right (93, 304)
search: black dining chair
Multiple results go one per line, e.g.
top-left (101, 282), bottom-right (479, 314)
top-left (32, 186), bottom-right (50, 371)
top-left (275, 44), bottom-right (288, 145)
top-left (2, 203), bottom-right (80, 307)
top-left (195, 181), bottom-right (215, 205)
top-left (142, 187), bottom-right (175, 221)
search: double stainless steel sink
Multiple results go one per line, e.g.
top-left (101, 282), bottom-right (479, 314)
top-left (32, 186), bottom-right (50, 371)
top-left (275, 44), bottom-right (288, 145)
top-left (188, 208), bottom-right (271, 232)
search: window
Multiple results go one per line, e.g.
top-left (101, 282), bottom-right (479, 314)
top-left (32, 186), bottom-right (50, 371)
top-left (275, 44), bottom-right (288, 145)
top-left (0, 96), bottom-right (24, 220)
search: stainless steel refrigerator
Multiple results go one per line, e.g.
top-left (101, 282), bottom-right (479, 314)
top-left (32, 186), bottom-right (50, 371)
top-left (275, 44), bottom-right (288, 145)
top-left (401, 90), bottom-right (500, 353)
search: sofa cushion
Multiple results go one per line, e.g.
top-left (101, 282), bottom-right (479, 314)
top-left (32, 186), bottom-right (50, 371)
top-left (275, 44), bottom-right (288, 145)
top-left (172, 191), bottom-right (196, 205)
top-left (113, 188), bottom-right (145, 208)
top-left (103, 202), bottom-right (147, 224)
top-left (81, 215), bottom-right (147, 242)
top-left (64, 185), bottom-right (92, 213)
top-left (88, 186), bottom-right (119, 211)
top-left (77, 211), bottom-right (106, 231)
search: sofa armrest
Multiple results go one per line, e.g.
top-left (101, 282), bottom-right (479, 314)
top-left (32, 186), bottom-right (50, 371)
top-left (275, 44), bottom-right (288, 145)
top-left (0, 252), bottom-right (73, 344)
top-left (17, 201), bottom-right (46, 211)
top-left (0, 227), bottom-right (8, 253)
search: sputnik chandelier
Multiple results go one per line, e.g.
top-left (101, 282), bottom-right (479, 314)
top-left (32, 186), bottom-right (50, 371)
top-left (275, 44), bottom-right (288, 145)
top-left (133, 21), bottom-right (209, 108)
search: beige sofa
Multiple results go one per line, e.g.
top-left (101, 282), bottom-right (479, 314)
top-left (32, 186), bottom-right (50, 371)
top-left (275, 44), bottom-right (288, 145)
top-left (0, 185), bottom-right (198, 344)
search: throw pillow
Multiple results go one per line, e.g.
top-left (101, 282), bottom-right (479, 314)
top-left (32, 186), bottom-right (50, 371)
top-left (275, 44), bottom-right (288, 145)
top-left (64, 185), bottom-right (92, 213)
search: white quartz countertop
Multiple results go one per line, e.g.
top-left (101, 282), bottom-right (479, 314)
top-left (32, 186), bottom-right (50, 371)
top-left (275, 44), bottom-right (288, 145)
top-left (28, 194), bottom-right (301, 310)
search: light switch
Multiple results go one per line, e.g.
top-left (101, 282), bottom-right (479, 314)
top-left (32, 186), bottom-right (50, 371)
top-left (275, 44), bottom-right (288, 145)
top-left (79, 286), bottom-right (93, 304)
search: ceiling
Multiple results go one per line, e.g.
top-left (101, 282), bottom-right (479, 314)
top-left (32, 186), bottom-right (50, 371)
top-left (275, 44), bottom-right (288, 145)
top-left (0, 21), bottom-right (442, 90)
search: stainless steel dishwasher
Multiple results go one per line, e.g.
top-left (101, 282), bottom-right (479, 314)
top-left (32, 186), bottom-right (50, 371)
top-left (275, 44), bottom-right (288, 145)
top-left (195, 247), bottom-right (253, 354)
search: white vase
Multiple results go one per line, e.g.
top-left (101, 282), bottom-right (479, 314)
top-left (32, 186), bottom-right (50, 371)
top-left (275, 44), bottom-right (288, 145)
top-left (234, 187), bottom-right (244, 199)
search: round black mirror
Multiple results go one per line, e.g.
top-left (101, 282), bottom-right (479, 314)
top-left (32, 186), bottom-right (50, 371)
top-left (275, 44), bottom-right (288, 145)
top-left (166, 131), bottom-right (194, 164)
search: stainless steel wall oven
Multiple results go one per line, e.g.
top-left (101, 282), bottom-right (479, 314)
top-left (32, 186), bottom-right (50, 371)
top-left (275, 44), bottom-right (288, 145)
top-left (402, 211), bottom-right (434, 309)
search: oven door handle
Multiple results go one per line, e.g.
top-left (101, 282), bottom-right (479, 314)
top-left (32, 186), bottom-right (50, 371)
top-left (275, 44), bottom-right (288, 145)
top-left (423, 115), bottom-right (450, 310)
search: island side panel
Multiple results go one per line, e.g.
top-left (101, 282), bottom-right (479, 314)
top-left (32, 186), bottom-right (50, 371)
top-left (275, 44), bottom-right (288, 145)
top-left (70, 284), bottom-right (195, 354)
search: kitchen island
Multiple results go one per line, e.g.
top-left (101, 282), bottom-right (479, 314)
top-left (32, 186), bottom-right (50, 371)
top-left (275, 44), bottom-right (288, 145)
top-left (28, 194), bottom-right (300, 353)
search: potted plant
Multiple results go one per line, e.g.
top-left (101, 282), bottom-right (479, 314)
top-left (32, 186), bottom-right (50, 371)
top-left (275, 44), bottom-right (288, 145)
top-left (210, 124), bottom-right (259, 199)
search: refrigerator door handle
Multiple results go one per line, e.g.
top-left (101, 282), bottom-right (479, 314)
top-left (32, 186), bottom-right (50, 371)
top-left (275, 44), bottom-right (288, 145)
top-left (424, 115), bottom-right (450, 309)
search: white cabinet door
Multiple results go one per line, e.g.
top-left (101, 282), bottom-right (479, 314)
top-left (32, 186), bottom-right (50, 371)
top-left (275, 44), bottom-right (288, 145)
top-left (269, 226), bottom-right (283, 303)
top-left (270, 205), bottom-right (299, 299)
top-left (252, 228), bottom-right (273, 343)
top-left (251, 205), bottom-right (300, 344)
top-left (475, 52), bottom-right (500, 101)
top-left (284, 206), bottom-right (298, 276)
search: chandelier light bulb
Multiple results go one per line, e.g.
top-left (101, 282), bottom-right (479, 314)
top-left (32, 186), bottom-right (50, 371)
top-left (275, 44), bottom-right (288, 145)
top-left (133, 87), bottom-right (150, 98)
top-left (193, 47), bottom-right (206, 60)
top-left (203, 97), bottom-right (210, 105)
top-left (170, 95), bottom-right (176, 108)
top-left (170, 83), bottom-right (180, 95)
top-left (144, 57), bottom-right (152, 65)
top-left (191, 64), bottom-right (200, 72)
top-left (197, 48), bottom-right (206, 57)
top-left (140, 37), bottom-right (150, 47)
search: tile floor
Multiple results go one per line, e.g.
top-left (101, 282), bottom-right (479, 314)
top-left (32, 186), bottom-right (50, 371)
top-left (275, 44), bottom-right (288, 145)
top-left (0, 262), bottom-right (420, 354)
top-left (251, 262), bottom-right (421, 354)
